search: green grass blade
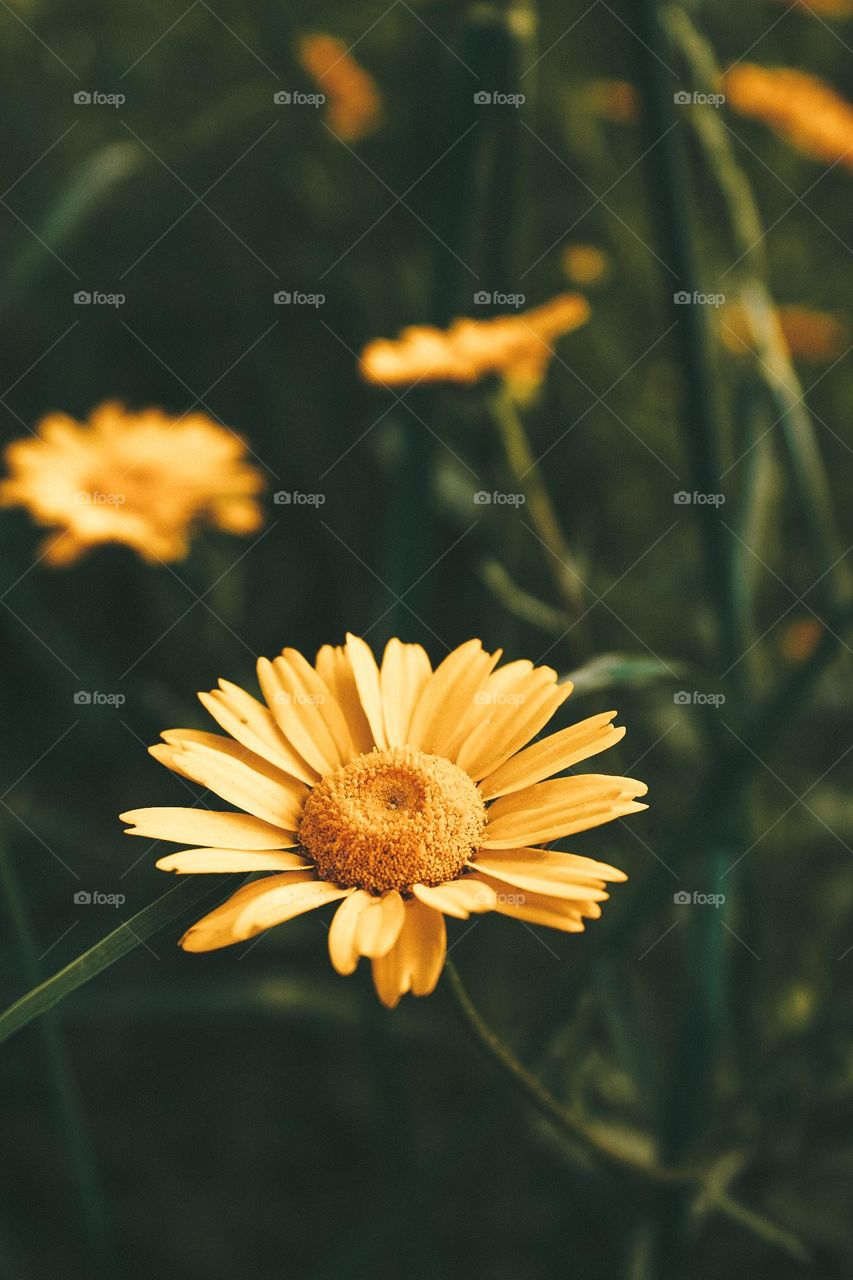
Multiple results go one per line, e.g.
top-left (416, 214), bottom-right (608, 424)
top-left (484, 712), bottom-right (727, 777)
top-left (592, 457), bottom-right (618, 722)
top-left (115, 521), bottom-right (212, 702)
top-left (0, 873), bottom-right (242, 1048)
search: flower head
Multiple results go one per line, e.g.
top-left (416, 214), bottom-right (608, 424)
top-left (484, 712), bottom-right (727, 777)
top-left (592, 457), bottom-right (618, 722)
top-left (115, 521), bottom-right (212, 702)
top-left (122, 636), bottom-right (646, 1008)
top-left (359, 294), bottom-right (590, 390)
top-left (722, 301), bottom-right (849, 363)
top-left (724, 64), bottom-right (853, 170)
top-left (298, 33), bottom-right (381, 142)
top-left (0, 402), bottom-right (265, 565)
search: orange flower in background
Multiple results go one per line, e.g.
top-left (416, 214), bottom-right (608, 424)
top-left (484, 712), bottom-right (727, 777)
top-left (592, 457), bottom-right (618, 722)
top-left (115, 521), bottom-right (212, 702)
top-left (722, 302), bottom-right (849, 362)
top-left (561, 243), bottom-right (610, 286)
top-left (122, 635), bottom-right (645, 1007)
top-left (298, 33), bottom-right (381, 142)
top-left (724, 64), bottom-right (853, 170)
top-left (773, 0), bottom-right (853, 16)
top-left (0, 402), bottom-right (264, 565)
top-left (359, 294), bottom-right (590, 389)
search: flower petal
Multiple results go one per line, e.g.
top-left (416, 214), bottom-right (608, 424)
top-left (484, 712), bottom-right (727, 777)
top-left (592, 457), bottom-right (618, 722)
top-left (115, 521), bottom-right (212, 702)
top-left (199, 680), bottom-right (318, 784)
top-left (315, 644), bottom-right (375, 754)
top-left (456, 670), bottom-right (572, 781)
top-left (256, 655), bottom-right (345, 775)
top-left (482, 774), bottom-right (647, 848)
top-left (120, 807), bottom-right (297, 848)
top-left (150, 740), bottom-right (307, 832)
top-left (370, 898), bottom-right (447, 1008)
top-left (412, 878), bottom-right (497, 919)
top-left (354, 890), bottom-right (406, 958)
top-left (156, 848), bottom-right (312, 874)
top-left (345, 633), bottom-right (387, 749)
top-left (180, 872), bottom-right (319, 951)
top-left (380, 638), bottom-right (432, 747)
top-left (406, 640), bottom-right (501, 757)
top-left (466, 872), bottom-right (593, 932)
top-left (479, 712), bottom-right (625, 800)
top-left (233, 876), bottom-right (353, 939)
top-left (328, 890), bottom-right (373, 975)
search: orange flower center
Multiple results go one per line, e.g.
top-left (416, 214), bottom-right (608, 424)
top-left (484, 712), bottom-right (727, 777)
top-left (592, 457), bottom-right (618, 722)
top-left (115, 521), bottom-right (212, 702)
top-left (299, 747), bottom-right (486, 894)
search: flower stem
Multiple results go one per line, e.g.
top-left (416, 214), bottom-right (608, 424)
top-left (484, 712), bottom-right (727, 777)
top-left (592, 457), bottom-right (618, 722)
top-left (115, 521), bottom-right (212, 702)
top-left (444, 957), bottom-right (692, 1186)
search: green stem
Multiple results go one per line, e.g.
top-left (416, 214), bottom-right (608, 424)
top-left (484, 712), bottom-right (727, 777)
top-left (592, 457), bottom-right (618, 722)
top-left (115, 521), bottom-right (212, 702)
top-left (490, 386), bottom-right (589, 633)
top-left (0, 838), bottom-right (120, 1279)
top-left (445, 958), bottom-right (694, 1186)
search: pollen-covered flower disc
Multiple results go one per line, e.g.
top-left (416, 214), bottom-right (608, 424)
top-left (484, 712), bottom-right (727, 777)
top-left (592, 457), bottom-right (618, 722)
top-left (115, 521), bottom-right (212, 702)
top-left (121, 637), bottom-right (647, 1007)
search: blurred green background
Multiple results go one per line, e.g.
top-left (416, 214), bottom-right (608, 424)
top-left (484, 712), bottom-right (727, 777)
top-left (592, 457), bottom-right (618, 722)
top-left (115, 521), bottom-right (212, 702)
top-left (1, 0), bottom-right (852, 1276)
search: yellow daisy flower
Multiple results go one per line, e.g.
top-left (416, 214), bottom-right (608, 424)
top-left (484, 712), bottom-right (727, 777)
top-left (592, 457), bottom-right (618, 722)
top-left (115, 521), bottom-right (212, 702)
top-left (724, 64), bottom-right (853, 171)
top-left (121, 636), bottom-right (646, 1008)
top-left (0, 402), bottom-right (265, 565)
top-left (298, 33), bottom-right (382, 143)
top-left (359, 294), bottom-right (590, 390)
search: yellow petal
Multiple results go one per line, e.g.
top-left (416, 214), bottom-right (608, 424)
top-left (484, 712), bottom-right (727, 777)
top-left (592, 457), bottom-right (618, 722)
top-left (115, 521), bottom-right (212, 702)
top-left (406, 640), bottom-right (500, 757)
top-left (315, 644), bottom-right (375, 754)
top-left (479, 713), bottom-right (625, 800)
top-left (482, 774), bottom-right (647, 848)
top-left (412, 878), bottom-right (497, 919)
top-left (281, 647), bottom-right (358, 762)
top-left (328, 890), bottom-right (373, 975)
top-left (233, 876), bottom-right (353, 939)
top-left (354, 890), bottom-right (406, 958)
top-left (120, 807), bottom-right (297, 848)
top-left (199, 680), bottom-right (318, 784)
top-left (149, 741), bottom-right (306, 832)
top-left (456, 672), bottom-right (573, 781)
top-left (468, 856), bottom-right (611, 902)
top-left (380, 638), bottom-right (432, 747)
top-left (345, 633), bottom-right (387, 748)
top-left (370, 898), bottom-right (447, 1007)
top-left (156, 848), bottom-right (312, 874)
top-left (471, 846), bottom-right (627, 882)
top-left (256, 655), bottom-right (344, 775)
top-left (180, 872), bottom-right (318, 951)
top-left (467, 872), bottom-right (590, 932)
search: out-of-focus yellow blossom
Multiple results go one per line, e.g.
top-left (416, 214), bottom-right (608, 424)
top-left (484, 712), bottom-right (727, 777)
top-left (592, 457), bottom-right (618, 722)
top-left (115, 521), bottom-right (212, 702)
top-left (0, 402), bottom-right (264, 566)
top-left (584, 79), bottom-right (640, 124)
top-left (298, 33), bottom-right (381, 142)
top-left (359, 294), bottom-right (590, 389)
top-left (561, 243), bottom-right (610, 286)
top-left (725, 64), bottom-right (853, 170)
top-left (722, 302), bottom-right (849, 363)
top-left (773, 0), bottom-right (853, 16)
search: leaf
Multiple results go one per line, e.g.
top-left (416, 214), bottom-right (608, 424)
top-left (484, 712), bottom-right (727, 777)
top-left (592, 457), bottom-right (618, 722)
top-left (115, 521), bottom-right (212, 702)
top-left (565, 653), bottom-right (681, 695)
top-left (0, 874), bottom-right (242, 1047)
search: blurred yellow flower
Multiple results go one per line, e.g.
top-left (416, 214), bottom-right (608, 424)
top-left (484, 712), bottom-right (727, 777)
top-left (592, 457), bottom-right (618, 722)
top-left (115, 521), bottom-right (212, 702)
top-left (359, 294), bottom-right (590, 389)
top-left (773, 0), bottom-right (853, 16)
top-left (724, 64), bottom-right (853, 170)
top-left (298, 33), bottom-right (381, 142)
top-left (561, 243), bottom-right (610, 286)
top-left (0, 402), bottom-right (265, 566)
top-left (122, 636), bottom-right (644, 1007)
top-left (722, 302), bottom-right (849, 362)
